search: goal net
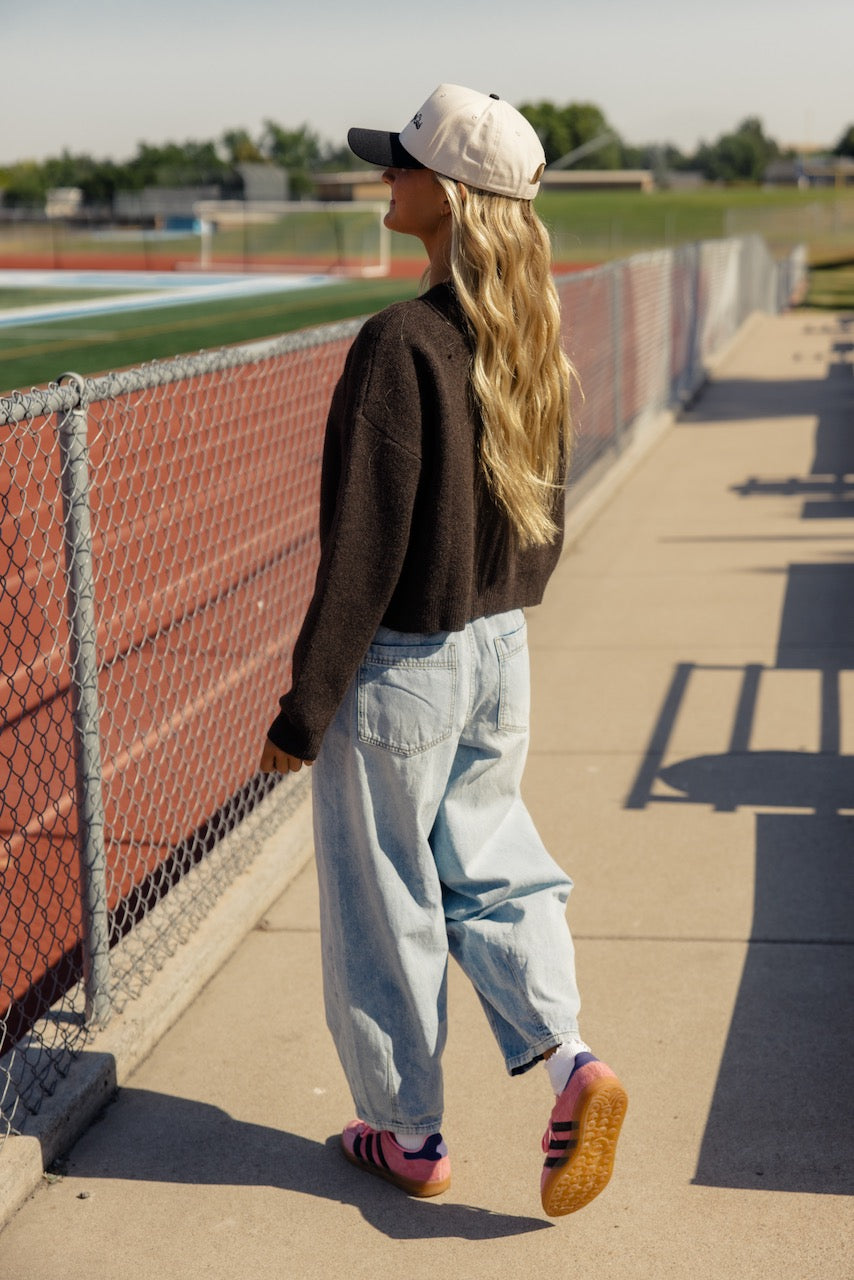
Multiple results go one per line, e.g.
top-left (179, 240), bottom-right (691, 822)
top-left (192, 200), bottom-right (390, 277)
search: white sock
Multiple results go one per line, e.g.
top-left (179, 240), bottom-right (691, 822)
top-left (545, 1038), bottom-right (592, 1096)
top-left (393, 1131), bottom-right (425, 1151)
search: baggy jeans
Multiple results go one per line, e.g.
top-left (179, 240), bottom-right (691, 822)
top-left (312, 609), bottom-right (582, 1136)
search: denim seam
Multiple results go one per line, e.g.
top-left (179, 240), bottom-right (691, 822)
top-left (363, 656), bottom-right (456, 669)
top-left (495, 628), bottom-right (529, 733)
top-left (464, 625), bottom-right (477, 724)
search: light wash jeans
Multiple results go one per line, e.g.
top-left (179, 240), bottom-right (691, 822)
top-left (312, 609), bottom-right (582, 1136)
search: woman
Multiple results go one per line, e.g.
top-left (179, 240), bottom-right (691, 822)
top-left (260, 84), bottom-right (627, 1217)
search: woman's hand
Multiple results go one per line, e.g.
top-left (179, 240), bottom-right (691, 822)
top-left (259, 737), bottom-right (312, 774)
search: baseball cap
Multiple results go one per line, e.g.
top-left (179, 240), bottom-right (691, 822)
top-left (347, 84), bottom-right (546, 200)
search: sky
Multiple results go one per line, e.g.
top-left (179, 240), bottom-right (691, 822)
top-left (3, 0), bottom-right (852, 166)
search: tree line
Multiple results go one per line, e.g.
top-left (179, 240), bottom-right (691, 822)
top-left (2, 106), bottom-right (852, 209)
top-left (518, 103), bottom-right (854, 182)
top-left (0, 123), bottom-right (350, 208)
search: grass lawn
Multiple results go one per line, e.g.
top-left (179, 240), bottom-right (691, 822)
top-left (536, 186), bottom-right (854, 264)
top-left (804, 263), bottom-right (854, 309)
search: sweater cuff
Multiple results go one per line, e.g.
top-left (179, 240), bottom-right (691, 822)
top-left (266, 710), bottom-right (316, 763)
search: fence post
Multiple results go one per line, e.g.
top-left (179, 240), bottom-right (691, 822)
top-left (610, 261), bottom-right (624, 450)
top-left (661, 249), bottom-right (673, 411)
top-left (687, 243), bottom-right (703, 398)
top-left (56, 373), bottom-right (111, 1026)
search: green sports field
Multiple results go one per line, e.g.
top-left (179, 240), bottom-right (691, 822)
top-left (0, 285), bottom-right (129, 309)
top-left (0, 278), bottom-right (417, 395)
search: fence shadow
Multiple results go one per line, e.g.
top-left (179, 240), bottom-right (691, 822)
top-left (628, 620), bottom-right (854, 1192)
top-left (625, 350), bottom-right (854, 1198)
top-left (691, 814), bottom-right (853, 1193)
top-left (689, 555), bottom-right (854, 1194)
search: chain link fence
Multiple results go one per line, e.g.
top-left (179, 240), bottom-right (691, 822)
top-left (0, 234), bottom-right (805, 1152)
top-left (561, 236), bottom-right (806, 490)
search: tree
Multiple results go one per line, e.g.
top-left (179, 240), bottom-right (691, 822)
top-left (516, 101), bottom-right (574, 165)
top-left (0, 151), bottom-right (139, 207)
top-left (261, 122), bottom-right (323, 196)
top-left (620, 142), bottom-right (689, 172)
top-left (517, 101), bottom-right (622, 168)
top-left (832, 125), bottom-right (854, 158)
top-left (694, 117), bottom-right (779, 183)
top-left (315, 142), bottom-right (365, 173)
top-left (124, 140), bottom-right (230, 190)
top-left (0, 161), bottom-right (47, 207)
top-left (221, 129), bottom-right (264, 165)
top-left (40, 151), bottom-right (132, 204)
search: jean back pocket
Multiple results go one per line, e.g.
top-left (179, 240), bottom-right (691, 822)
top-left (357, 641), bottom-right (457, 756)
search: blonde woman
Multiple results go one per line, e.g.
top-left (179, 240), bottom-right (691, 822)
top-left (260, 85), bottom-right (627, 1217)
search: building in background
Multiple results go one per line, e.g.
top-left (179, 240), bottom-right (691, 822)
top-left (765, 156), bottom-right (854, 188)
top-left (113, 165), bottom-right (289, 227)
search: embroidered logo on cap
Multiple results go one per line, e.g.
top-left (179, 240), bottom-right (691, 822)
top-left (412, 112), bottom-right (423, 129)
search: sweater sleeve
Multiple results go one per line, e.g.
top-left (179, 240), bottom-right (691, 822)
top-left (266, 311), bottom-right (424, 760)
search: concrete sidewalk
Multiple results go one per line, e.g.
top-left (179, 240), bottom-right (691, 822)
top-left (2, 309), bottom-right (852, 1279)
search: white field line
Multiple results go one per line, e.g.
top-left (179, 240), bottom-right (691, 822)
top-left (0, 269), bottom-right (331, 329)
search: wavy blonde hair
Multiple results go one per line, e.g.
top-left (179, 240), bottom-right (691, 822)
top-left (434, 176), bottom-right (577, 548)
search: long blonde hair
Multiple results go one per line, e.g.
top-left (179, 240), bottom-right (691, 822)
top-left (435, 176), bottom-right (576, 548)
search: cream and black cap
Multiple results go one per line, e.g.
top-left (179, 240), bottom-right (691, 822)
top-left (348, 84), bottom-right (546, 200)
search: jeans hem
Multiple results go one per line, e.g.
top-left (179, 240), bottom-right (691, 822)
top-left (506, 1032), bottom-right (578, 1077)
top-left (356, 1114), bottom-right (444, 1137)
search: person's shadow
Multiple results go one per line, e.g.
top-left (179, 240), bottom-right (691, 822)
top-left (51, 1077), bottom-right (552, 1241)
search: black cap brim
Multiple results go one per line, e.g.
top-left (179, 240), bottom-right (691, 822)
top-left (347, 127), bottom-right (425, 169)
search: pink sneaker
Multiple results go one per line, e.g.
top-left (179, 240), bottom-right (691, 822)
top-left (540, 1052), bottom-right (628, 1216)
top-left (340, 1120), bottom-right (451, 1198)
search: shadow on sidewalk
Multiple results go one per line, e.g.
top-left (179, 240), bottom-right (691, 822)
top-left (626, 575), bottom-right (854, 1196)
top-left (625, 323), bottom-right (854, 1196)
top-left (55, 1085), bottom-right (552, 1240)
top-left (687, 812), bottom-right (852, 1195)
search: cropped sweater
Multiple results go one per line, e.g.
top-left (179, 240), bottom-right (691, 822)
top-left (266, 281), bottom-right (565, 761)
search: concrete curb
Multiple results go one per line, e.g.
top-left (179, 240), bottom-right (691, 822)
top-left (0, 788), bottom-right (315, 1229)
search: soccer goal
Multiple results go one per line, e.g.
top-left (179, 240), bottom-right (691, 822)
top-left (193, 200), bottom-right (390, 277)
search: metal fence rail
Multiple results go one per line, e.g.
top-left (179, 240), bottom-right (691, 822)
top-left (0, 235), bottom-right (805, 1148)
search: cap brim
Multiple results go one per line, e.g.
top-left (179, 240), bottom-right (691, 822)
top-left (347, 127), bottom-right (425, 169)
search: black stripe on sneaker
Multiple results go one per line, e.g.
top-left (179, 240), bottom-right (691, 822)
top-left (552, 1121), bottom-right (577, 1132)
top-left (353, 1133), bottom-right (363, 1161)
top-left (376, 1135), bottom-right (392, 1172)
top-left (365, 1133), bottom-right (376, 1166)
top-left (544, 1155), bottom-right (569, 1169)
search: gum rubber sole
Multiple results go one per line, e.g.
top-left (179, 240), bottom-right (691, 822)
top-left (341, 1138), bottom-right (451, 1198)
top-left (541, 1076), bottom-right (628, 1217)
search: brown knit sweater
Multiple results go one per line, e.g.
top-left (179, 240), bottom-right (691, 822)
top-left (266, 282), bottom-right (565, 760)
